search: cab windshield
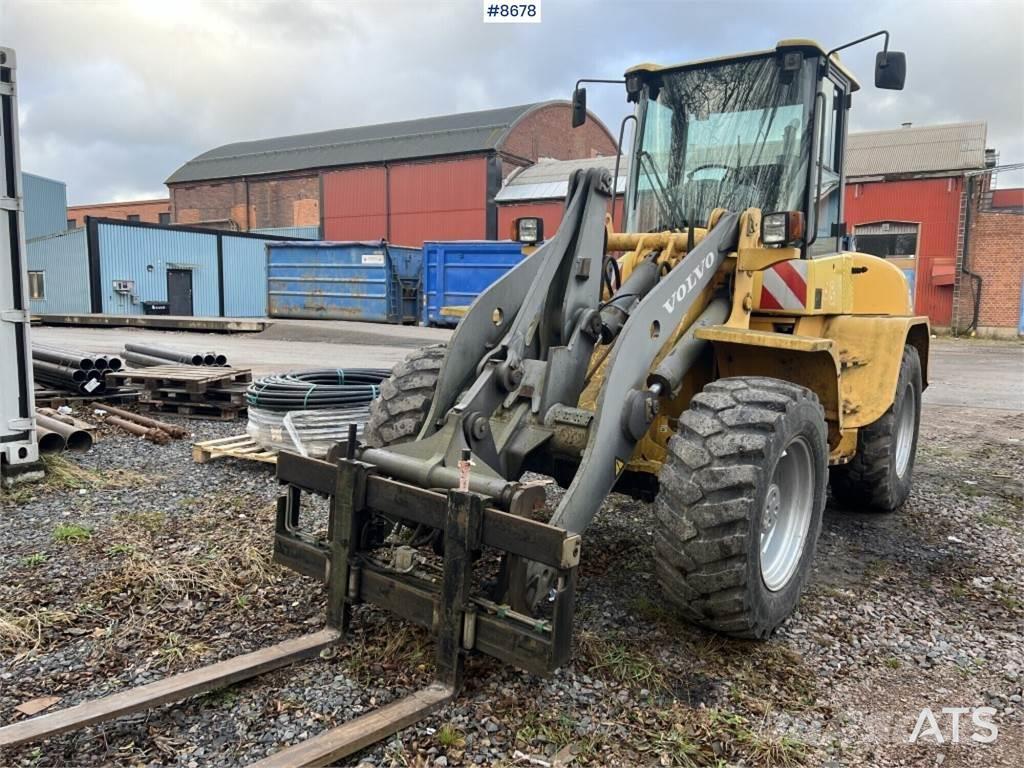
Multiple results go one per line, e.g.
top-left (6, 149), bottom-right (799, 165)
top-left (626, 54), bottom-right (817, 232)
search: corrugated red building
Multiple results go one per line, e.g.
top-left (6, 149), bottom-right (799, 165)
top-left (166, 102), bottom-right (617, 246)
top-left (843, 122), bottom-right (990, 328)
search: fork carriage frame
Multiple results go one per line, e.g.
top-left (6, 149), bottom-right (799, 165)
top-left (273, 448), bottom-right (581, 683)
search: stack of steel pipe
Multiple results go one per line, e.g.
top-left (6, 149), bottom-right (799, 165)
top-left (34, 410), bottom-right (94, 452)
top-left (31, 344), bottom-right (122, 395)
top-left (123, 343), bottom-right (228, 368)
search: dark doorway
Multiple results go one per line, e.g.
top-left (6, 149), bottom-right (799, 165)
top-left (167, 269), bottom-right (194, 316)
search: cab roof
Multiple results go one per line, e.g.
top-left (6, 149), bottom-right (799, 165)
top-left (625, 39), bottom-right (861, 91)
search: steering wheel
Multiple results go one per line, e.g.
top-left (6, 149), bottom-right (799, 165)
top-left (687, 163), bottom-right (734, 181)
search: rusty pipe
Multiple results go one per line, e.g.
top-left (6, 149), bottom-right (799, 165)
top-left (104, 415), bottom-right (170, 445)
top-left (35, 426), bottom-right (65, 454)
top-left (98, 405), bottom-right (188, 439)
top-left (34, 413), bottom-right (93, 452)
top-left (37, 408), bottom-right (97, 432)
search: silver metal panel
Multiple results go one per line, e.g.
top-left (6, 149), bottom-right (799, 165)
top-left (846, 121), bottom-right (987, 177)
top-left (22, 172), bottom-right (68, 240)
top-left (98, 223), bottom-right (219, 315)
top-left (222, 236), bottom-right (269, 317)
top-left (26, 228), bottom-right (90, 314)
top-left (0, 46), bottom-right (40, 468)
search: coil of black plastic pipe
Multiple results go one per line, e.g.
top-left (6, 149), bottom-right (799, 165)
top-left (245, 369), bottom-right (390, 413)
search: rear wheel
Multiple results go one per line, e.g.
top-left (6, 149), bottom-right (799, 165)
top-left (364, 344), bottom-right (446, 448)
top-left (830, 345), bottom-right (922, 511)
top-left (654, 377), bottom-right (828, 639)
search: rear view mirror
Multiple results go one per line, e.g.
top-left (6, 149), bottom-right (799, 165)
top-left (571, 87), bottom-right (587, 128)
top-left (875, 50), bottom-right (906, 90)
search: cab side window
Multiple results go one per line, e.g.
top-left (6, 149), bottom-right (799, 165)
top-left (809, 78), bottom-right (841, 257)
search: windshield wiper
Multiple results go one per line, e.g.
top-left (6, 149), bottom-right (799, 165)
top-left (639, 151), bottom-right (688, 230)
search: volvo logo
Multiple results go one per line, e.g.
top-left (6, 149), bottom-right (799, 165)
top-left (662, 251), bottom-right (717, 314)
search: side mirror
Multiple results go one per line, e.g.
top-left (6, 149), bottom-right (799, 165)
top-left (571, 87), bottom-right (587, 128)
top-left (875, 50), bottom-right (906, 90)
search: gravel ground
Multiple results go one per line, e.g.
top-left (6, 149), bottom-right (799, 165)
top-left (1, 341), bottom-right (1022, 767)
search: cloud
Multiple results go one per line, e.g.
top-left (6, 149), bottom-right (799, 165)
top-left (3, 0), bottom-right (1021, 204)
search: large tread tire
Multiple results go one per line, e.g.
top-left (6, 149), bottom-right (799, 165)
top-left (654, 377), bottom-right (828, 639)
top-left (364, 344), bottom-right (446, 448)
top-left (830, 345), bottom-right (922, 512)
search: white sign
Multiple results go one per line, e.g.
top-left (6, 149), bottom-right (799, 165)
top-left (361, 253), bottom-right (385, 266)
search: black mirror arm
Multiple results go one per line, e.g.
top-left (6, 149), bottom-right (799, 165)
top-left (574, 78), bottom-right (626, 91)
top-left (825, 29), bottom-right (890, 69)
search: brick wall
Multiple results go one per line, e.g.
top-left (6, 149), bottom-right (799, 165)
top-left (170, 172), bottom-right (319, 230)
top-left (954, 209), bottom-right (1024, 333)
top-left (499, 103), bottom-right (617, 163)
top-left (68, 199), bottom-right (170, 228)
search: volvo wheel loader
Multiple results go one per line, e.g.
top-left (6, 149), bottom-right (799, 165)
top-left (1, 33), bottom-right (929, 766)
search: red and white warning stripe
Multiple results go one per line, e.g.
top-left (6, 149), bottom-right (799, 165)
top-left (760, 260), bottom-right (808, 311)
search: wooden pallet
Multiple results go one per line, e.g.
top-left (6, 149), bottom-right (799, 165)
top-left (107, 365), bottom-right (252, 394)
top-left (193, 434), bottom-right (277, 464)
top-left (147, 383), bottom-right (248, 405)
top-left (33, 387), bottom-right (140, 409)
top-left (143, 399), bottom-right (245, 421)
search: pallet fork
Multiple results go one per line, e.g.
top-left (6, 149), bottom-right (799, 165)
top-left (0, 429), bottom-right (580, 766)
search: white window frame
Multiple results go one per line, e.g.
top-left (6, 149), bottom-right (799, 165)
top-left (28, 270), bottom-right (45, 300)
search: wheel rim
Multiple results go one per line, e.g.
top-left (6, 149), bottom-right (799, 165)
top-left (894, 382), bottom-right (916, 478)
top-left (760, 435), bottom-right (815, 592)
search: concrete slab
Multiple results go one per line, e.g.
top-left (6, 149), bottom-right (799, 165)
top-left (36, 314), bottom-right (268, 333)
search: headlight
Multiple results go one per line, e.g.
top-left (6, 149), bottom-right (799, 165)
top-left (761, 211), bottom-right (805, 246)
top-left (514, 217), bottom-right (543, 244)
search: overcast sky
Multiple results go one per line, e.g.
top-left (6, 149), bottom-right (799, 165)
top-left (3, 0), bottom-right (1022, 205)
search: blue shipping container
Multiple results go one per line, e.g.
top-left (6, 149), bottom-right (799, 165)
top-left (267, 241), bottom-right (422, 323)
top-left (422, 241), bottom-right (526, 326)
top-left (23, 172), bottom-right (68, 241)
top-left (26, 228), bottom-right (90, 314)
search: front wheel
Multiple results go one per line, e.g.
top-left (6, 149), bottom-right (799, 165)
top-left (654, 377), bottom-right (828, 639)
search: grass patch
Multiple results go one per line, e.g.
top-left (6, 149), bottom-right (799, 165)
top-left (53, 523), bottom-right (92, 543)
top-left (1, 455), bottom-right (152, 504)
top-left (116, 510), bottom-right (167, 533)
top-left (639, 705), bottom-right (806, 767)
top-left (884, 657), bottom-right (901, 669)
top-left (21, 553), bottom-right (47, 567)
top-left (577, 630), bottom-right (666, 691)
top-left (436, 723), bottom-right (465, 749)
top-left (341, 624), bottom-right (430, 683)
top-left (514, 710), bottom-right (604, 762)
top-left (0, 607), bottom-right (78, 655)
top-left (155, 631), bottom-right (210, 667)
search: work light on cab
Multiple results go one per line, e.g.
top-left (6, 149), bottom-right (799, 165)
top-left (762, 211), bottom-right (806, 246)
top-left (514, 216), bottom-right (544, 244)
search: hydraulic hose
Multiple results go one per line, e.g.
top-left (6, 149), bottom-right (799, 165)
top-left (245, 369), bottom-right (390, 413)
